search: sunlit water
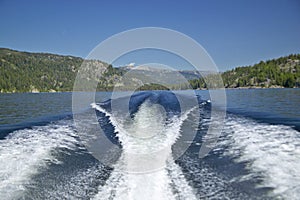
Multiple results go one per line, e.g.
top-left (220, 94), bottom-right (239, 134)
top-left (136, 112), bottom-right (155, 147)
top-left (0, 88), bottom-right (299, 199)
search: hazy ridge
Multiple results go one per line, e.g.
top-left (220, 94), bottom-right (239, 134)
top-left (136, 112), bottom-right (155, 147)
top-left (0, 48), bottom-right (299, 92)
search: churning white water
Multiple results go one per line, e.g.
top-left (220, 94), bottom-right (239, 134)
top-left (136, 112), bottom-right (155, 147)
top-left (92, 101), bottom-right (197, 200)
top-left (0, 122), bottom-right (78, 200)
top-left (220, 116), bottom-right (300, 199)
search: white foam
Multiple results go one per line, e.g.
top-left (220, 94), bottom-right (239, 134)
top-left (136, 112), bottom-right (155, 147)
top-left (0, 122), bottom-right (78, 200)
top-left (93, 101), bottom-right (197, 200)
top-left (221, 116), bottom-right (300, 198)
top-left (33, 163), bottom-right (105, 199)
top-left (94, 158), bottom-right (177, 200)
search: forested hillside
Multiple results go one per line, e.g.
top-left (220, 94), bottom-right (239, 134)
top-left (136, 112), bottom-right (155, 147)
top-left (189, 54), bottom-right (300, 89)
top-left (0, 48), bottom-right (84, 92)
top-left (0, 48), bottom-right (299, 92)
top-left (0, 48), bottom-right (121, 92)
top-left (222, 54), bottom-right (300, 88)
top-left (0, 48), bottom-right (200, 92)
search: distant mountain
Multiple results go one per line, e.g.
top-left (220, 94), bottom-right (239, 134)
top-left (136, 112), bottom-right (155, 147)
top-left (119, 65), bottom-right (203, 80)
top-left (179, 70), bottom-right (202, 80)
top-left (0, 48), bottom-right (202, 92)
top-left (0, 48), bottom-right (299, 92)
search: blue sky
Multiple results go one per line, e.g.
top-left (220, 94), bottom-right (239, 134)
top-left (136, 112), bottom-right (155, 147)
top-left (1, 0), bottom-right (300, 71)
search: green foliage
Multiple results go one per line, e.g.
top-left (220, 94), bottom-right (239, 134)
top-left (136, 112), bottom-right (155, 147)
top-left (0, 48), bottom-right (118, 92)
top-left (0, 48), bottom-right (299, 92)
top-left (137, 83), bottom-right (170, 91)
top-left (0, 48), bottom-right (84, 92)
top-left (223, 54), bottom-right (300, 88)
top-left (188, 54), bottom-right (300, 89)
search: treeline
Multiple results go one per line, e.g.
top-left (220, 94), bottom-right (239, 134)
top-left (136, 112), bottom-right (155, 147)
top-left (0, 48), bottom-right (299, 92)
top-left (0, 48), bottom-right (83, 92)
top-left (189, 54), bottom-right (300, 89)
top-left (0, 48), bottom-right (125, 92)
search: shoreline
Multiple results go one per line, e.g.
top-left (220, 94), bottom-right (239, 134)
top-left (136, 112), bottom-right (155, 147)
top-left (0, 87), bottom-right (299, 94)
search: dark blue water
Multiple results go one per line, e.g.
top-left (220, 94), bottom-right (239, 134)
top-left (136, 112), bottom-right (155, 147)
top-left (0, 89), bottom-right (299, 199)
top-left (196, 88), bottom-right (300, 130)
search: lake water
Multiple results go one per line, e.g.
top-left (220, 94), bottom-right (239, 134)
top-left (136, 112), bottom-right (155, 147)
top-left (0, 89), bottom-right (299, 199)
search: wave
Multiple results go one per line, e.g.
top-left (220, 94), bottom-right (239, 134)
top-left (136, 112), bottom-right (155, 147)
top-left (0, 121), bottom-right (78, 200)
top-left (220, 115), bottom-right (300, 199)
top-left (2, 90), bottom-right (298, 199)
top-left (0, 113), bottom-right (72, 140)
top-left (26, 162), bottom-right (109, 199)
top-left (92, 94), bottom-right (198, 199)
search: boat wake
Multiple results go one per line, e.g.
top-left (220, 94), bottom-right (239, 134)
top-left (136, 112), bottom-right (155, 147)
top-left (92, 97), bottom-right (198, 200)
top-left (0, 91), bottom-right (299, 199)
top-left (0, 121), bottom-right (78, 199)
top-left (220, 115), bottom-right (300, 199)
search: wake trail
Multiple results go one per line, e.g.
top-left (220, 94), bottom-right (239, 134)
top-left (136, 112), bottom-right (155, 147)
top-left (0, 121), bottom-right (78, 200)
top-left (220, 116), bottom-right (300, 199)
top-left (92, 101), bottom-right (197, 200)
